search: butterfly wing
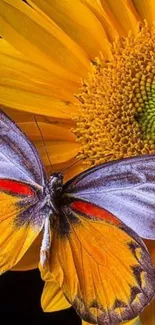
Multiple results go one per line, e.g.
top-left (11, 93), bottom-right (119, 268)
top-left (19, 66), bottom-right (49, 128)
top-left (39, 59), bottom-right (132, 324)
top-left (0, 109), bottom-right (46, 187)
top-left (41, 200), bottom-right (155, 325)
top-left (0, 110), bottom-right (47, 273)
top-left (63, 155), bottom-right (155, 239)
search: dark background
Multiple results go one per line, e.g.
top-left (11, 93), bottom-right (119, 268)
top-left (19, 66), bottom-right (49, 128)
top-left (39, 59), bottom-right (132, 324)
top-left (0, 269), bottom-right (81, 324)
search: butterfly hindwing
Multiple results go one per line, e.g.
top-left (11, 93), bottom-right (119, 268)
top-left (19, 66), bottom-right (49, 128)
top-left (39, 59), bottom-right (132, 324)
top-left (63, 154), bottom-right (155, 239)
top-left (43, 199), bottom-right (155, 325)
top-left (0, 177), bottom-right (46, 273)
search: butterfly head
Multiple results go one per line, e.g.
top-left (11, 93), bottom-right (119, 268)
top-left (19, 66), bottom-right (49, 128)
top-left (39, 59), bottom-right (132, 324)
top-left (48, 172), bottom-right (63, 198)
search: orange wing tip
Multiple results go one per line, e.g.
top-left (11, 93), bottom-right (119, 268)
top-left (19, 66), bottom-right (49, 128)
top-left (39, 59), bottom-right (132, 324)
top-left (72, 290), bottom-right (155, 325)
top-left (72, 251), bottom-right (155, 325)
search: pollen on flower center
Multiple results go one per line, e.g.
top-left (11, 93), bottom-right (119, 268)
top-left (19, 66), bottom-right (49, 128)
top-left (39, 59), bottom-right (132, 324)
top-left (73, 23), bottom-right (155, 166)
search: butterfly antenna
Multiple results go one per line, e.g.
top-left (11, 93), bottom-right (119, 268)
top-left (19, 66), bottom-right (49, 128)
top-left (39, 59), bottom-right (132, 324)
top-left (61, 157), bottom-right (84, 174)
top-left (33, 115), bottom-right (54, 172)
top-left (61, 153), bottom-right (114, 174)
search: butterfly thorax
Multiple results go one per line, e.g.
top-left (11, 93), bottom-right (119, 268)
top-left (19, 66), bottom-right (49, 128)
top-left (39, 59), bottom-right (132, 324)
top-left (44, 172), bottom-right (63, 215)
top-left (48, 172), bottom-right (63, 195)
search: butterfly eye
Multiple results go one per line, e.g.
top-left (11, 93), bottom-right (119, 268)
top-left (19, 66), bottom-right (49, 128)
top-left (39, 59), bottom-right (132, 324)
top-left (58, 173), bottom-right (63, 184)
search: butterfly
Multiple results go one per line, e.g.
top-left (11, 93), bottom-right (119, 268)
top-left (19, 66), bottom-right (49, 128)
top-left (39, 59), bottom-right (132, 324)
top-left (0, 109), bottom-right (155, 324)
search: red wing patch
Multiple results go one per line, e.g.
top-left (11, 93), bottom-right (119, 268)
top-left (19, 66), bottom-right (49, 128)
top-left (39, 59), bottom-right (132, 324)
top-left (70, 200), bottom-right (120, 226)
top-left (0, 179), bottom-right (35, 197)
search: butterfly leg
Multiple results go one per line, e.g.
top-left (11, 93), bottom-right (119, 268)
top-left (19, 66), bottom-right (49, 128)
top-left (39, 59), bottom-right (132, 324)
top-left (40, 216), bottom-right (51, 267)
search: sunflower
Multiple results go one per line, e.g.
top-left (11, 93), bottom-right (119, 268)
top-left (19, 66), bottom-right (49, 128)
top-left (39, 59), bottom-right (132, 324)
top-left (0, 0), bottom-right (155, 324)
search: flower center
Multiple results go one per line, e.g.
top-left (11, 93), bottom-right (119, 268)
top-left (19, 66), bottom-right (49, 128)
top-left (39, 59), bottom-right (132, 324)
top-left (74, 23), bottom-right (155, 166)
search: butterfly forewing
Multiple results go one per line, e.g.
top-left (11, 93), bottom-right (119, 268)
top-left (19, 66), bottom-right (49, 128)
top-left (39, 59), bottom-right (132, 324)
top-left (0, 110), bottom-right (47, 273)
top-left (0, 109), bottom-right (46, 187)
top-left (62, 155), bottom-right (155, 239)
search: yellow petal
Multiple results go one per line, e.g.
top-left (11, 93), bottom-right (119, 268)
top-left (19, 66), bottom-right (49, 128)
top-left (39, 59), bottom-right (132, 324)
top-left (35, 140), bottom-right (80, 165)
top-left (2, 107), bottom-right (75, 125)
top-left (0, 84), bottom-right (78, 118)
top-left (132, 0), bottom-right (155, 24)
top-left (3, 107), bottom-right (76, 141)
top-left (83, 0), bottom-right (120, 41)
top-left (27, 0), bottom-right (111, 60)
top-left (17, 121), bottom-right (76, 142)
top-left (0, 39), bottom-right (79, 100)
top-left (1, 106), bottom-right (35, 123)
top-left (45, 158), bottom-right (79, 177)
top-left (11, 232), bottom-right (42, 271)
top-left (100, 0), bottom-right (140, 36)
top-left (63, 160), bottom-right (89, 182)
top-left (41, 279), bottom-right (71, 312)
top-left (0, 0), bottom-right (89, 82)
top-left (0, 39), bottom-right (79, 117)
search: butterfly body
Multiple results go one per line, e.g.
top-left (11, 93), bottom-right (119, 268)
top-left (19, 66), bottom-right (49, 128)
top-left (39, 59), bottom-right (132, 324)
top-left (39, 172), bottom-right (64, 265)
top-left (0, 109), bottom-right (155, 324)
